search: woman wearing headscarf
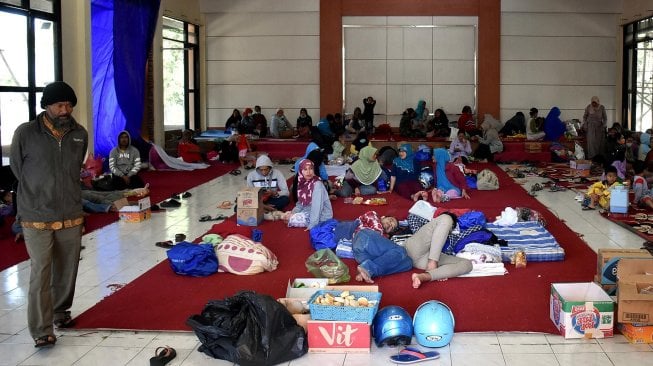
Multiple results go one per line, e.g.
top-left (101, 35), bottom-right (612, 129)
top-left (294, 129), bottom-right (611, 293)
top-left (543, 106), bottom-right (567, 142)
top-left (638, 132), bottom-right (650, 162)
top-left (472, 115), bottom-right (503, 162)
top-left (388, 143), bottom-right (425, 201)
top-left (284, 159), bottom-right (333, 230)
top-left (499, 111), bottom-right (526, 136)
top-left (432, 148), bottom-right (470, 201)
top-left (293, 142), bottom-right (328, 180)
top-left (239, 107), bottom-right (255, 134)
top-left (292, 148), bottom-right (329, 202)
top-left (428, 108), bottom-right (450, 137)
top-left (270, 108), bottom-right (292, 138)
top-left (413, 100), bottom-right (429, 133)
top-left (582, 96), bottom-right (607, 160)
top-left (335, 145), bottom-right (386, 197)
top-left (225, 108), bottom-right (241, 131)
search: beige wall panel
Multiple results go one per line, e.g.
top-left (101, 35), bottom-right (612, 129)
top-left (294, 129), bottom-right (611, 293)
top-left (433, 26), bottom-right (476, 60)
top-left (502, 0), bottom-right (621, 13)
top-left (502, 13), bottom-right (618, 37)
top-left (433, 60), bottom-right (475, 84)
top-left (206, 36), bottom-right (319, 60)
top-left (387, 84), bottom-right (432, 115)
top-left (501, 36), bottom-right (616, 61)
top-left (206, 60), bottom-right (318, 84)
top-left (205, 12), bottom-right (319, 37)
top-left (501, 61), bottom-right (616, 86)
top-left (206, 84), bottom-right (318, 109)
top-left (387, 60), bottom-right (432, 84)
top-left (345, 84), bottom-right (387, 115)
top-left (345, 60), bottom-right (387, 84)
top-left (199, 0), bottom-right (318, 13)
top-left (387, 16), bottom-right (434, 26)
top-left (344, 27), bottom-right (387, 60)
top-left (433, 85), bottom-right (476, 115)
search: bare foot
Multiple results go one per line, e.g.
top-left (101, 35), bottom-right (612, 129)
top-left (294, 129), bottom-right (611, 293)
top-left (412, 273), bottom-right (422, 289)
top-left (356, 266), bottom-right (374, 283)
top-left (421, 191), bottom-right (429, 200)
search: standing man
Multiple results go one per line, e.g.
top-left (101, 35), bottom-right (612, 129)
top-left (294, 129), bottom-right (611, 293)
top-left (10, 81), bottom-right (88, 348)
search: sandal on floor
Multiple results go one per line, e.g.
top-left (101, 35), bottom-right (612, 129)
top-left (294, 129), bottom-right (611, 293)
top-left (390, 347), bottom-right (440, 364)
top-left (182, 192), bottom-right (192, 198)
top-left (150, 346), bottom-right (176, 366)
top-left (54, 313), bottom-right (74, 329)
top-left (155, 241), bottom-right (174, 249)
top-left (160, 199), bottom-right (181, 208)
top-left (581, 206), bottom-right (595, 211)
top-left (34, 335), bottom-right (56, 348)
top-left (217, 201), bottom-right (233, 209)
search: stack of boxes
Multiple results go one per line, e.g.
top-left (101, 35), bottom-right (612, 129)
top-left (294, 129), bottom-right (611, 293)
top-left (278, 278), bottom-right (379, 353)
top-left (595, 249), bottom-right (653, 343)
top-left (236, 187), bottom-right (264, 226)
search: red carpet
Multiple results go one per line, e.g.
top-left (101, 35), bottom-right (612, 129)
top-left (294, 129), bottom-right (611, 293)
top-left (72, 164), bottom-right (597, 334)
top-left (0, 162), bottom-right (237, 272)
top-left (600, 209), bottom-right (653, 242)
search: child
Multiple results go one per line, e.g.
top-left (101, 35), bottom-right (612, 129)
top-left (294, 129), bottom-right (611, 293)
top-left (632, 162), bottom-right (653, 209)
top-left (330, 132), bottom-right (347, 161)
top-left (236, 126), bottom-right (253, 171)
top-left (582, 166), bottom-right (622, 210)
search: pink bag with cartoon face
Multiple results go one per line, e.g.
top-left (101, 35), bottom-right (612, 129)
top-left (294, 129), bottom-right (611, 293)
top-left (215, 234), bottom-right (278, 275)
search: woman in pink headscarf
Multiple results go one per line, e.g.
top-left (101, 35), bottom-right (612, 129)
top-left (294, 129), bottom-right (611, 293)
top-left (284, 159), bottom-right (333, 229)
top-left (582, 96), bottom-right (607, 160)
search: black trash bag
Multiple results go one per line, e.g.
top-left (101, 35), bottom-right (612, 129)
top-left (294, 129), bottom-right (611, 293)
top-left (186, 291), bottom-right (308, 366)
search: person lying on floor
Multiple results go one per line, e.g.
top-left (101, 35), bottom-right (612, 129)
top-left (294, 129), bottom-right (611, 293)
top-left (334, 145), bottom-right (387, 197)
top-left (81, 184), bottom-right (150, 213)
top-left (246, 155), bottom-right (290, 212)
top-left (346, 210), bottom-right (473, 285)
top-left (282, 159), bottom-right (333, 230)
top-left (109, 130), bottom-right (146, 190)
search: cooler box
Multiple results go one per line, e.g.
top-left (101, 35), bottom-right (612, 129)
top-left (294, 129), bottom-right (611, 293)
top-left (609, 186), bottom-right (628, 214)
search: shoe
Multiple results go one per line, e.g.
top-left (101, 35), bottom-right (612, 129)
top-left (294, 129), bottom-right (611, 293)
top-left (34, 335), bottom-right (56, 348)
top-left (160, 199), bottom-right (181, 208)
top-left (54, 313), bottom-right (75, 329)
top-left (170, 193), bottom-right (181, 200)
top-left (181, 192), bottom-right (192, 198)
top-left (390, 347), bottom-right (440, 364)
top-left (155, 241), bottom-right (174, 249)
top-left (150, 346), bottom-right (176, 366)
top-left (174, 233), bottom-right (186, 242)
top-left (229, 169), bottom-right (241, 176)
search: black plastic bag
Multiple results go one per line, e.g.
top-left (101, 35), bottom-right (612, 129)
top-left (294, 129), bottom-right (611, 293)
top-left (186, 291), bottom-right (308, 366)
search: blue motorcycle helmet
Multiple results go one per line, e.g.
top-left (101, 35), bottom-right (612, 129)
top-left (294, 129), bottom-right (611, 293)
top-left (372, 305), bottom-right (413, 347)
top-left (418, 170), bottom-right (434, 189)
top-left (413, 300), bottom-right (455, 348)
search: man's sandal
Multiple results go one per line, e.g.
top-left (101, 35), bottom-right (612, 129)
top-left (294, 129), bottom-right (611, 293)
top-left (54, 313), bottom-right (75, 329)
top-left (150, 346), bottom-right (176, 366)
top-left (34, 335), bottom-right (56, 348)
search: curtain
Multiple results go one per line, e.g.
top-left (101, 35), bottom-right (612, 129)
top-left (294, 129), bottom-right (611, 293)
top-left (91, 0), bottom-right (161, 157)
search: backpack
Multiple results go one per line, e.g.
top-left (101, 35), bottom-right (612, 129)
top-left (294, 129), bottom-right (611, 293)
top-left (476, 169), bottom-right (499, 190)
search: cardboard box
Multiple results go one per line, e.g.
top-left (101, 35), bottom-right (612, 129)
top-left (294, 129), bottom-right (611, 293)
top-left (594, 275), bottom-right (617, 296)
top-left (570, 159), bottom-right (591, 177)
top-left (550, 282), bottom-right (614, 339)
top-left (118, 208), bottom-right (151, 223)
top-left (525, 142), bottom-right (543, 153)
top-left (618, 323), bottom-right (653, 343)
top-left (597, 249), bottom-right (652, 285)
top-left (307, 321), bottom-right (371, 353)
top-left (610, 187), bottom-right (629, 214)
top-left (236, 187), bottom-right (263, 226)
top-left (286, 278), bottom-right (329, 299)
top-left (277, 298), bottom-right (310, 331)
top-left (617, 275), bottom-right (653, 324)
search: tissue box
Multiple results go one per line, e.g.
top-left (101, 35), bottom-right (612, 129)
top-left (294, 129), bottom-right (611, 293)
top-left (550, 282), bottom-right (614, 339)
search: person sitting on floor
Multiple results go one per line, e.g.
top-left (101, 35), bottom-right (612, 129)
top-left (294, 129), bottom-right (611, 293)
top-left (252, 105), bottom-right (268, 137)
top-left (247, 155), bottom-right (290, 212)
top-left (109, 130), bottom-right (146, 190)
top-left (526, 108), bottom-right (546, 141)
top-left (432, 148), bottom-right (470, 201)
top-left (399, 108), bottom-right (425, 138)
top-left (581, 165), bottom-right (622, 210)
top-left (282, 159), bottom-right (333, 230)
top-left (428, 108), bottom-right (450, 137)
top-left (633, 162), bottom-right (653, 210)
top-left (499, 111), bottom-right (526, 137)
top-left (471, 116), bottom-right (503, 162)
top-left (177, 129), bottom-right (204, 163)
top-left (449, 130), bottom-right (472, 161)
top-left (388, 143), bottom-right (425, 201)
top-left (335, 145), bottom-right (387, 197)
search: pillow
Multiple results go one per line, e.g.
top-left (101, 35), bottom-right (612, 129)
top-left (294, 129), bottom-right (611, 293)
top-left (215, 234), bottom-right (278, 275)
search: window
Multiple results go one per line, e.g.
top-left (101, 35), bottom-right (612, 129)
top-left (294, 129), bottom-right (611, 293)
top-left (623, 16), bottom-right (653, 131)
top-left (0, 0), bottom-right (60, 165)
top-left (162, 16), bottom-right (199, 131)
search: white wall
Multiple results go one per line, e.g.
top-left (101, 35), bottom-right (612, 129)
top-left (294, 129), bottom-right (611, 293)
top-left (500, 0), bottom-right (622, 123)
top-left (200, 0), bottom-right (320, 128)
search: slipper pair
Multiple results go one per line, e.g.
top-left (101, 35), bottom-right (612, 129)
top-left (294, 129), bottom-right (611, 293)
top-left (390, 347), bottom-right (440, 364)
top-left (229, 169), bottom-right (241, 176)
top-left (150, 346), bottom-right (176, 366)
top-left (199, 214), bottom-right (227, 222)
top-left (34, 335), bottom-right (56, 348)
top-left (217, 201), bottom-right (233, 209)
top-left (171, 192), bottom-right (192, 200)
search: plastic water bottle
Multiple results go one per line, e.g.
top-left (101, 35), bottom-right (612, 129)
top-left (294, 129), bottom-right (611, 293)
top-left (377, 178), bottom-right (387, 192)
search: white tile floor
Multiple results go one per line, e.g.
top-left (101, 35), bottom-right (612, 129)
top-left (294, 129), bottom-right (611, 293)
top-left (1, 166), bottom-right (652, 365)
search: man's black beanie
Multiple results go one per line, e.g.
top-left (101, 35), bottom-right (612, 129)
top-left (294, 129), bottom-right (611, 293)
top-left (40, 81), bottom-right (77, 109)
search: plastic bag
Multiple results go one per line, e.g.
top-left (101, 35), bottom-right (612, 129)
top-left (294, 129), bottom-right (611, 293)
top-left (167, 242), bottom-right (218, 277)
top-left (574, 142), bottom-right (585, 160)
top-left (305, 248), bottom-right (350, 284)
top-left (186, 291), bottom-right (308, 366)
